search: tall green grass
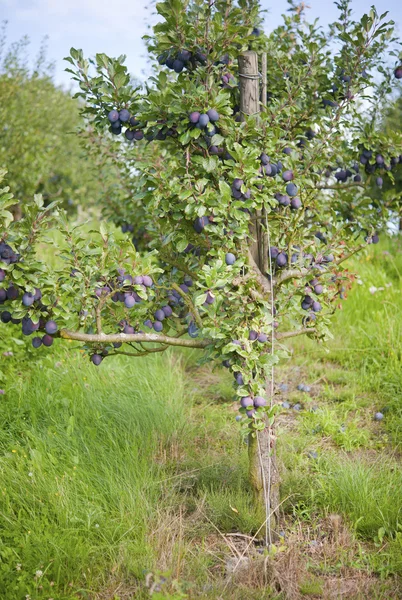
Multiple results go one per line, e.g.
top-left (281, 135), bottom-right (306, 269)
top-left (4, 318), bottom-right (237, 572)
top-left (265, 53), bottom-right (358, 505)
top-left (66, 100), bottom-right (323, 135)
top-left (281, 238), bottom-right (402, 577)
top-left (293, 237), bottom-right (402, 436)
top-left (0, 347), bottom-right (261, 598)
top-left (0, 350), bottom-right (190, 597)
top-left (281, 451), bottom-right (402, 538)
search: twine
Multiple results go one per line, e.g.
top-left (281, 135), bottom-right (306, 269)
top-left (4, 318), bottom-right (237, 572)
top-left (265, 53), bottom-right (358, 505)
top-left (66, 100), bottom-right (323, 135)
top-left (238, 72), bottom-right (262, 80)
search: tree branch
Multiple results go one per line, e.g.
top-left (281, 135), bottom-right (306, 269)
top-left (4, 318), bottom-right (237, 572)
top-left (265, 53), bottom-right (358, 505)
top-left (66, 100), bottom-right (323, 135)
top-left (275, 327), bottom-right (316, 340)
top-left (335, 242), bottom-right (367, 266)
top-left (171, 282), bottom-right (203, 329)
top-left (60, 329), bottom-right (211, 348)
top-left (274, 242), bottom-right (367, 287)
top-left (274, 267), bottom-right (311, 286)
top-left (308, 182), bottom-right (365, 190)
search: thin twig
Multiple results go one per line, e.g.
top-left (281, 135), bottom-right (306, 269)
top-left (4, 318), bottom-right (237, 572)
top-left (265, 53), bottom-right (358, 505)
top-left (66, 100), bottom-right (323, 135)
top-left (171, 282), bottom-right (203, 329)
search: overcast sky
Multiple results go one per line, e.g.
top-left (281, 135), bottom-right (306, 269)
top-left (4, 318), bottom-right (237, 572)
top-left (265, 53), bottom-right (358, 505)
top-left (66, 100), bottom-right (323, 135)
top-left (2, 0), bottom-right (402, 88)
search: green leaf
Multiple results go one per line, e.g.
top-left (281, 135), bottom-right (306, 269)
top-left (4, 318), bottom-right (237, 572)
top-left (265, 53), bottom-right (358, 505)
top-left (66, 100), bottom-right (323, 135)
top-left (195, 293), bottom-right (207, 306)
top-left (34, 194), bottom-right (44, 209)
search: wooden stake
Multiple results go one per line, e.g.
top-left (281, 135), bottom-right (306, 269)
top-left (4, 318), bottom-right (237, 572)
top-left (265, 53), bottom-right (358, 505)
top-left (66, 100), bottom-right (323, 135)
top-left (238, 50), bottom-right (280, 545)
top-left (261, 52), bottom-right (267, 107)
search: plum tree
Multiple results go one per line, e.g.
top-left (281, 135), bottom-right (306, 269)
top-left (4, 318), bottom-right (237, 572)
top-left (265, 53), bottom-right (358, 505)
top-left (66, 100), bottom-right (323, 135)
top-left (1, 0), bottom-right (401, 546)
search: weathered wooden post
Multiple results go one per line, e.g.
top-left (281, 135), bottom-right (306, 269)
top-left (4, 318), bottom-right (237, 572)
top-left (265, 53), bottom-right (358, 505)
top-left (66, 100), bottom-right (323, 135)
top-left (238, 50), bottom-right (280, 544)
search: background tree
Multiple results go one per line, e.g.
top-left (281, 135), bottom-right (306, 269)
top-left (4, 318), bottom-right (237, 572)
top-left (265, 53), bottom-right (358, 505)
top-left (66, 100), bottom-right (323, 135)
top-left (1, 0), bottom-right (401, 544)
top-left (369, 91), bottom-right (402, 230)
top-left (0, 25), bottom-right (123, 216)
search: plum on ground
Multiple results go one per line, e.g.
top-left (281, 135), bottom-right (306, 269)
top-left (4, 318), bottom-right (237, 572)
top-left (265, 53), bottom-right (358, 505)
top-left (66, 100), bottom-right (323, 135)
top-left (374, 412), bottom-right (384, 421)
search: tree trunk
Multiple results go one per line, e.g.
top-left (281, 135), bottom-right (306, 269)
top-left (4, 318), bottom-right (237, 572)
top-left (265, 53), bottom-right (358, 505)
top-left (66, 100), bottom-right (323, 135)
top-left (239, 51), bottom-right (280, 542)
top-left (248, 420), bottom-right (281, 539)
